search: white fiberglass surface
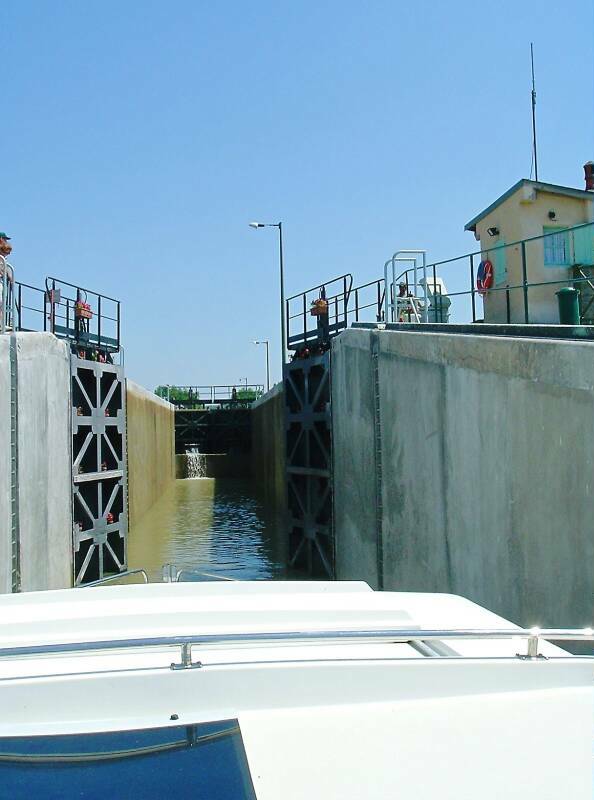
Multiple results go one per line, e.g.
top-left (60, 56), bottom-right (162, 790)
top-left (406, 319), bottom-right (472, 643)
top-left (240, 691), bottom-right (593, 800)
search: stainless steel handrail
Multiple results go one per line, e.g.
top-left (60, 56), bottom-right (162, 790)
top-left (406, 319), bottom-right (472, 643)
top-left (0, 627), bottom-right (592, 661)
top-left (174, 569), bottom-right (236, 582)
top-left (80, 569), bottom-right (149, 588)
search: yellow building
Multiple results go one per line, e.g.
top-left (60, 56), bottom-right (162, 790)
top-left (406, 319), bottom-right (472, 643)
top-left (465, 178), bottom-right (594, 323)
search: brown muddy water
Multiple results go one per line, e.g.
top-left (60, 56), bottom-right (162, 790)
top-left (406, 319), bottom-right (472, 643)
top-left (128, 478), bottom-right (287, 582)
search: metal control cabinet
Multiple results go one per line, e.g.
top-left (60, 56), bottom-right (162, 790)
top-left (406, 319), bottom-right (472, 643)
top-left (71, 355), bottom-right (127, 585)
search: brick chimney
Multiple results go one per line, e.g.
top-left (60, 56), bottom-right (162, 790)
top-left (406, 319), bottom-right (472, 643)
top-left (585, 161), bottom-right (594, 191)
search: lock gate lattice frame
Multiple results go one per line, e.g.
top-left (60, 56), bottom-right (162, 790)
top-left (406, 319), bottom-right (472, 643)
top-left (284, 352), bottom-right (334, 577)
top-left (71, 355), bottom-right (128, 585)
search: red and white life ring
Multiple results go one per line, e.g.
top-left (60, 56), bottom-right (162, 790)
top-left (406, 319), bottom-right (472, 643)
top-left (476, 260), bottom-right (494, 295)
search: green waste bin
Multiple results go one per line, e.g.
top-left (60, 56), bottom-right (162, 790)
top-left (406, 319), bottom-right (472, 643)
top-left (556, 286), bottom-right (580, 325)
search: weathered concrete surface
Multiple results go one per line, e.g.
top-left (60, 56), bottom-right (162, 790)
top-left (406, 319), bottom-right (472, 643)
top-left (126, 381), bottom-right (175, 528)
top-left (333, 327), bottom-right (594, 630)
top-left (251, 382), bottom-right (287, 513)
top-left (0, 333), bottom-right (73, 592)
top-left (0, 337), bottom-right (11, 593)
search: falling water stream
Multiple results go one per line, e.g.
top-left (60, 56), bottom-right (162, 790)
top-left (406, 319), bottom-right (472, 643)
top-left (185, 448), bottom-right (206, 479)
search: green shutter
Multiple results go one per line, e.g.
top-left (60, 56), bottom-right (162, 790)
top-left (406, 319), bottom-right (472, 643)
top-left (572, 225), bottom-right (594, 266)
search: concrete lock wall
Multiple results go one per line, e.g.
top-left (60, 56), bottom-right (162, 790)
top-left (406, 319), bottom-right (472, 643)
top-left (126, 381), bottom-right (175, 529)
top-left (0, 337), bottom-right (11, 592)
top-left (251, 382), bottom-right (287, 513)
top-left (332, 326), bottom-right (594, 630)
top-left (0, 333), bottom-right (72, 593)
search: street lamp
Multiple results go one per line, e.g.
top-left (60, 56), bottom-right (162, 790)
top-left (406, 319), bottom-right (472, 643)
top-left (254, 339), bottom-right (270, 392)
top-left (249, 221), bottom-right (285, 368)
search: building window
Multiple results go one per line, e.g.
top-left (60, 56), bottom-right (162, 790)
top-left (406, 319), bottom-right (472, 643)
top-left (543, 227), bottom-right (570, 267)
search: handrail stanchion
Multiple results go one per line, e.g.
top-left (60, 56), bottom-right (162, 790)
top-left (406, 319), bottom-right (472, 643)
top-left (51, 279), bottom-right (57, 334)
top-left (377, 282), bottom-right (382, 321)
top-left (469, 254), bottom-right (476, 323)
top-left (285, 299), bottom-right (289, 356)
top-left (521, 241), bottom-right (529, 323)
top-left (383, 260), bottom-right (391, 321)
top-left (302, 293), bottom-right (307, 347)
top-left (422, 252), bottom-right (428, 321)
top-left (392, 258), bottom-right (398, 319)
top-left (506, 286), bottom-right (511, 323)
top-left (432, 264), bottom-right (437, 321)
top-left (97, 295), bottom-right (102, 350)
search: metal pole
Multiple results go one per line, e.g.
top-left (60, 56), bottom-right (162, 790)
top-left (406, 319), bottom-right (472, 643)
top-left (469, 254), bottom-right (476, 323)
top-left (531, 43), bottom-right (538, 182)
top-left (278, 222), bottom-right (286, 368)
top-left (265, 341), bottom-right (270, 392)
top-left (521, 241), bottom-right (529, 322)
top-left (97, 295), bottom-right (102, 350)
top-left (422, 252), bottom-right (428, 322)
top-left (383, 260), bottom-right (391, 321)
top-left (392, 258), bottom-right (397, 319)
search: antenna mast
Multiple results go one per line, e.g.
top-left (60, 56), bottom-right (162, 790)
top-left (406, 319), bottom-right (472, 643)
top-left (531, 42), bottom-right (538, 181)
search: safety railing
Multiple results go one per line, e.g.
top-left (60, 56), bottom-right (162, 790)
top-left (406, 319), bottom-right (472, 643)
top-left (45, 277), bottom-right (121, 352)
top-left (0, 626), bottom-right (592, 664)
top-left (159, 384), bottom-right (264, 407)
top-left (8, 275), bottom-right (121, 352)
top-left (285, 273), bottom-right (353, 351)
top-left (394, 221), bottom-right (594, 325)
top-left (80, 569), bottom-right (149, 588)
top-left (348, 278), bottom-right (386, 326)
top-left (162, 563), bottom-right (237, 582)
top-left (285, 222), bottom-right (594, 352)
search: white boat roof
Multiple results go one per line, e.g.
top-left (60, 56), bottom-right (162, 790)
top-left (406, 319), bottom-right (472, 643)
top-left (0, 580), bottom-right (575, 657)
top-left (0, 580), bottom-right (514, 644)
top-left (0, 581), bottom-right (592, 799)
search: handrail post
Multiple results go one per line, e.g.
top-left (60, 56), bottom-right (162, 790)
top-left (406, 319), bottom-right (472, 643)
top-left (432, 264), bottom-right (438, 322)
top-left (97, 295), bottom-right (102, 350)
top-left (383, 260), bottom-right (391, 321)
top-left (377, 281), bottom-right (381, 321)
top-left (284, 299), bottom-right (289, 356)
top-left (422, 253), bottom-right (428, 321)
top-left (521, 241), bottom-right (529, 323)
top-left (51, 279), bottom-right (57, 334)
top-left (469, 254), bottom-right (476, 323)
top-left (392, 261), bottom-right (397, 317)
top-left (302, 293), bottom-right (307, 347)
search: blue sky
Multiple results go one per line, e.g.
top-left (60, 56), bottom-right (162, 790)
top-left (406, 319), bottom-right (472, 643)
top-left (4, 1), bottom-right (593, 388)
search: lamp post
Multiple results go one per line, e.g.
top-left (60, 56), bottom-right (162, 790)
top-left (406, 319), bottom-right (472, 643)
top-left (249, 221), bottom-right (285, 368)
top-left (254, 339), bottom-right (270, 392)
